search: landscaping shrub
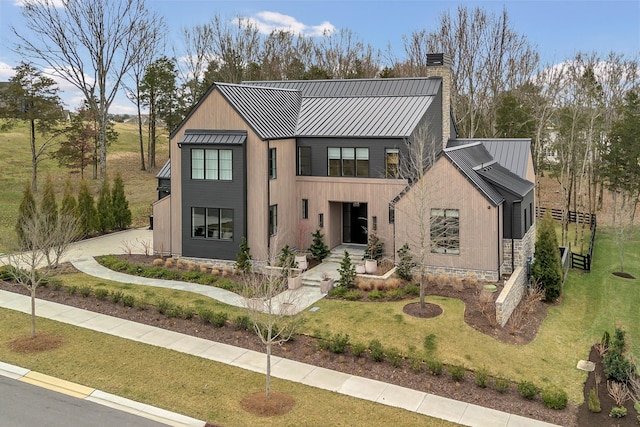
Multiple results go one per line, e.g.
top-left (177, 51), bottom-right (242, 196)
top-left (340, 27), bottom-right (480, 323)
top-left (603, 327), bottom-right (635, 383)
top-left (403, 283), bottom-right (420, 296)
top-left (368, 289), bottom-right (383, 300)
top-left (409, 354), bottom-right (423, 373)
top-left (183, 306), bottom-right (195, 320)
top-left (328, 286), bottom-right (347, 298)
top-left (168, 305), bottom-right (184, 318)
top-left (364, 233), bottom-right (384, 261)
top-left (474, 367), bottom-right (489, 388)
top-left (94, 288), bottom-right (109, 299)
top-left (494, 377), bottom-right (510, 393)
top-left (195, 275), bottom-right (218, 286)
top-left (66, 285), bottom-right (79, 295)
top-left (351, 342), bottom-right (366, 357)
top-left (588, 387), bottom-right (601, 413)
top-left (344, 290), bottom-right (362, 301)
top-left (517, 380), bottom-right (540, 400)
top-left (530, 212), bottom-right (563, 302)
top-left (233, 315), bottom-right (252, 331)
top-left (198, 308), bottom-right (214, 324)
top-left (152, 258), bottom-right (164, 266)
top-left (235, 237), bottom-right (252, 274)
top-left (329, 333), bottom-right (350, 354)
top-left (396, 243), bottom-right (415, 281)
top-left (542, 387), bottom-right (568, 409)
top-left (426, 359), bottom-right (443, 376)
top-left (50, 278), bottom-right (63, 291)
top-left (368, 339), bottom-right (385, 362)
top-left (122, 294), bottom-right (135, 307)
top-left (337, 251), bottom-right (356, 288)
top-left (386, 346), bottom-right (403, 367)
top-left (156, 298), bottom-right (173, 315)
top-left (181, 270), bottom-right (204, 282)
top-left (79, 285), bottom-right (92, 298)
top-left (448, 365), bottom-right (466, 382)
top-left (309, 229), bottom-right (330, 261)
top-left (610, 406), bottom-right (627, 418)
top-left (210, 311), bottom-right (228, 327)
top-left (423, 334), bottom-right (437, 353)
top-left (109, 290), bottom-right (124, 304)
top-left (385, 289), bottom-right (404, 300)
top-left (134, 297), bottom-right (147, 310)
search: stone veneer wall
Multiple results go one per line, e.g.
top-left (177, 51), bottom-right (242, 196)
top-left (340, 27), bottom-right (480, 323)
top-left (495, 266), bottom-right (528, 327)
top-left (419, 265), bottom-right (499, 282)
top-left (501, 223), bottom-right (536, 275)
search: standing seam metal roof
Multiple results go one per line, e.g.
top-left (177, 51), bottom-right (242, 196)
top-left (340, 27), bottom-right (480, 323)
top-left (476, 164), bottom-right (534, 197)
top-left (156, 159), bottom-right (171, 179)
top-left (179, 130), bottom-right (247, 145)
top-left (448, 138), bottom-right (531, 179)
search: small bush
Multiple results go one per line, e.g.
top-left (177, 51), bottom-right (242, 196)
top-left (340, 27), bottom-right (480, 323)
top-left (183, 306), bottom-right (196, 320)
top-left (47, 277), bottom-right (63, 290)
top-left (587, 387), bottom-right (601, 413)
top-left (121, 294), bottom-right (135, 307)
top-left (329, 333), bottom-right (350, 354)
top-left (404, 284), bottom-right (420, 296)
top-left (369, 339), bottom-right (385, 362)
top-left (386, 346), bottom-right (403, 367)
top-left (79, 285), bottom-right (92, 298)
top-left (494, 377), bottom-right (510, 393)
top-left (94, 288), bottom-right (109, 300)
top-left (351, 342), bottom-right (366, 357)
top-left (109, 290), bottom-right (124, 304)
top-left (66, 285), bottom-right (79, 295)
top-left (344, 290), bottom-right (362, 301)
top-left (152, 258), bottom-right (164, 266)
top-left (134, 297), bottom-right (147, 310)
top-left (328, 286), bottom-right (347, 298)
top-left (233, 315), bottom-right (252, 330)
top-left (210, 311), bottom-right (228, 327)
top-left (409, 354), bottom-right (423, 373)
top-left (474, 367), bottom-right (489, 388)
top-left (368, 289), bottom-right (383, 300)
top-left (427, 359), bottom-right (443, 375)
top-left (156, 298), bottom-right (173, 315)
top-left (518, 381), bottom-right (540, 400)
top-left (542, 387), bottom-right (568, 410)
top-left (198, 308), bottom-right (214, 324)
top-left (448, 365), bottom-right (466, 382)
top-left (181, 270), bottom-right (204, 282)
top-left (609, 406), bottom-right (627, 418)
top-left (358, 280), bottom-right (372, 292)
top-left (195, 275), bottom-right (218, 286)
top-left (168, 305), bottom-right (184, 318)
top-left (164, 258), bottom-right (174, 268)
top-left (423, 334), bottom-right (437, 353)
top-left (385, 289), bottom-right (404, 300)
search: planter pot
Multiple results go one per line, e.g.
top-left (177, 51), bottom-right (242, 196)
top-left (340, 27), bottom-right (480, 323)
top-left (355, 264), bottom-right (366, 274)
top-left (294, 255), bottom-right (308, 271)
top-left (288, 275), bottom-right (302, 290)
top-left (320, 278), bottom-right (334, 294)
top-left (364, 259), bottom-right (377, 274)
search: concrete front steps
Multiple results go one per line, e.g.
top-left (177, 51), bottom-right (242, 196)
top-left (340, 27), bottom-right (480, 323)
top-left (301, 245), bottom-right (366, 288)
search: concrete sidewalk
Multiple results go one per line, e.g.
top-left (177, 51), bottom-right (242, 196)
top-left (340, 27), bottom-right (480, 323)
top-left (0, 289), bottom-right (560, 427)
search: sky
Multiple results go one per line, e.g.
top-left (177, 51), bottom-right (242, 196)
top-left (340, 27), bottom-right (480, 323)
top-left (0, 0), bottom-right (638, 114)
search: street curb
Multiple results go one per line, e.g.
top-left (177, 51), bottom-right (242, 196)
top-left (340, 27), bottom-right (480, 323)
top-left (0, 361), bottom-right (206, 427)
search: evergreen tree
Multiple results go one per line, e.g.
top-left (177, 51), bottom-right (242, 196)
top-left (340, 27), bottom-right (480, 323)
top-left (396, 243), bottom-right (416, 281)
top-left (40, 175), bottom-right (58, 234)
top-left (96, 177), bottom-right (114, 233)
top-left (235, 236), bottom-right (252, 274)
top-left (15, 182), bottom-right (37, 249)
top-left (60, 179), bottom-right (77, 217)
top-left (76, 180), bottom-right (97, 237)
top-left (337, 251), bottom-right (356, 288)
top-left (531, 213), bottom-right (563, 302)
top-left (364, 233), bottom-right (384, 260)
top-left (111, 172), bottom-right (132, 230)
top-left (308, 229), bottom-right (330, 261)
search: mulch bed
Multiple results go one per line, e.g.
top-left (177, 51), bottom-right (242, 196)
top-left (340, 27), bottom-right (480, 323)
top-left (0, 257), bottom-right (577, 426)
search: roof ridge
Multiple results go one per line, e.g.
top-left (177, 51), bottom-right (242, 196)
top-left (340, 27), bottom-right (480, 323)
top-left (215, 82), bottom-right (300, 93)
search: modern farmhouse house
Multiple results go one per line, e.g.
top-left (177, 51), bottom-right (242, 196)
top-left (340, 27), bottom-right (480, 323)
top-left (152, 54), bottom-right (535, 281)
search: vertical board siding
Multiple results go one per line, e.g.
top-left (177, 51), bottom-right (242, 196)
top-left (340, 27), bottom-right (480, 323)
top-left (268, 138), bottom-right (299, 254)
top-left (152, 196), bottom-right (171, 255)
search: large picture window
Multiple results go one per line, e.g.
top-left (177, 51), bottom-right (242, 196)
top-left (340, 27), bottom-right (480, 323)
top-left (191, 148), bottom-right (232, 180)
top-left (298, 146), bottom-right (311, 175)
top-left (430, 208), bottom-right (459, 254)
top-left (328, 147), bottom-right (369, 177)
top-left (192, 207), bottom-right (233, 240)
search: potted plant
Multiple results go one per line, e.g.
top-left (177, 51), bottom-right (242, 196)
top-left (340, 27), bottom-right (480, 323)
top-left (320, 271), bottom-right (334, 293)
top-left (363, 233), bottom-right (384, 273)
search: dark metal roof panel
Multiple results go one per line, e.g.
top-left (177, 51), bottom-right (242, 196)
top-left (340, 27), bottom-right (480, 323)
top-left (215, 83), bottom-right (301, 140)
top-left (444, 145), bottom-right (504, 205)
top-left (244, 77), bottom-right (441, 98)
top-left (296, 96), bottom-right (434, 137)
top-left (476, 163), bottom-right (534, 197)
top-left (179, 130), bottom-right (247, 145)
top-left (448, 138), bottom-right (531, 179)
top-left (156, 159), bottom-right (171, 179)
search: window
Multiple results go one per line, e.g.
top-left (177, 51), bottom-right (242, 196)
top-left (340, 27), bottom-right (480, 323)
top-left (191, 148), bottom-right (232, 180)
top-left (269, 148), bottom-right (277, 179)
top-left (191, 207), bottom-right (233, 240)
top-left (430, 208), bottom-right (459, 254)
top-left (385, 148), bottom-right (399, 178)
top-left (302, 199), bottom-right (309, 219)
top-left (298, 146), bottom-right (311, 175)
top-left (269, 205), bottom-right (277, 236)
top-left (328, 147), bottom-right (369, 177)
top-left (389, 206), bottom-right (395, 224)
top-left (372, 216), bottom-right (377, 231)
top-left (319, 213), bottom-right (324, 228)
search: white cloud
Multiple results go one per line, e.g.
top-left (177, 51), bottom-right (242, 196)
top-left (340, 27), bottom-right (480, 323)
top-left (241, 11), bottom-right (335, 37)
top-left (0, 61), bottom-right (16, 80)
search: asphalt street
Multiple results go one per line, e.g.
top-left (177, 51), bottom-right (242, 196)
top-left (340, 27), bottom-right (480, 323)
top-left (0, 376), bottom-right (168, 427)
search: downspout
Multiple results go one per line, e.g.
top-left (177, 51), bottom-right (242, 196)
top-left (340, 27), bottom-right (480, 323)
top-left (497, 204), bottom-right (500, 279)
top-left (266, 139), bottom-right (271, 255)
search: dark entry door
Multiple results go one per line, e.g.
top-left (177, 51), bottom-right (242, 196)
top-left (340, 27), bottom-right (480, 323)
top-left (343, 203), bottom-right (368, 244)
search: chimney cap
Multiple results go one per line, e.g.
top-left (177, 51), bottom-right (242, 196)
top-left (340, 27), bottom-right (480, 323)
top-left (426, 53), bottom-right (452, 67)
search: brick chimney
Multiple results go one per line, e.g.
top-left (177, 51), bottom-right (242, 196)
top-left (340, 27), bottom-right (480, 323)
top-left (424, 53), bottom-right (453, 149)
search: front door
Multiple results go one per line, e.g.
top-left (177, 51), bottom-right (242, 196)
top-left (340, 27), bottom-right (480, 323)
top-left (343, 202), bottom-right (368, 244)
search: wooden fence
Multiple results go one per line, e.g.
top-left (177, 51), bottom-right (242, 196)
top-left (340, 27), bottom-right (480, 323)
top-left (536, 206), bottom-right (597, 272)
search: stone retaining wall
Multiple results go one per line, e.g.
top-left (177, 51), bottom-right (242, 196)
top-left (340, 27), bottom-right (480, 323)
top-left (495, 266), bottom-right (528, 327)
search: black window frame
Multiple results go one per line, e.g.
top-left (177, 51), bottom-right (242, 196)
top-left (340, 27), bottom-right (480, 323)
top-left (269, 204), bottom-right (278, 236)
top-left (327, 147), bottom-right (369, 177)
top-left (191, 207), bottom-right (234, 240)
top-left (191, 148), bottom-right (233, 181)
top-left (430, 208), bottom-right (460, 254)
top-left (385, 148), bottom-right (400, 178)
top-left (269, 147), bottom-right (277, 179)
top-left (298, 146), bottom-right (312, 176)
top-left (302, 199), bottom-right (309, 219)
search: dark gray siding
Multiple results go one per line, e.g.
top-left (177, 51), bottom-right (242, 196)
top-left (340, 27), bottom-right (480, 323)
top-left (180, 143), bottom-right (246, 260)
top-left (502, 188), bottom-right (534, 239)
top-left (297, 137), bottom-right (407, 178)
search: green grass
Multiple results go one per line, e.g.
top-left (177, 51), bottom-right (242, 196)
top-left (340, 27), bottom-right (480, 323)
top-left (0, 309), bottom-right (457, 427)
top-left (0, 121), bottom-right (168, 252)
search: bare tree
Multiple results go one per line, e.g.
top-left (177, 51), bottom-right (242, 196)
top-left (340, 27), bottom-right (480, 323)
top-left (4, 210), bottom-right (79, 338)
top-left (177, 23), bottom-right (216, 107)
top-left (312, 28), bottom-right (380, 79)
top-left (239, 247), bottom-right (304, 398)
top-left (13, 0), bottom-right (163, 180)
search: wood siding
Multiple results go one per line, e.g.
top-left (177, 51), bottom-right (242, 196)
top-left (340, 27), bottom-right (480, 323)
top-left (395, 157), bottom-right (501, 272)
top-left (152, 196), bottom-right (171, 255)
top-left (268, 138), bottom-right (299, 255)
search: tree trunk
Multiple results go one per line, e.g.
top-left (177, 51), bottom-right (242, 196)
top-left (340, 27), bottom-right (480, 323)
top-left (136, 87), bottom-right (146, 171)
top-left (266, 337), bottom-right (271, 397)
top-left (30, 119), bottom-right (38, 193)
top-left (419, 271), bottom-right (426, 309)
top-left (30, 287), bottom-right (36, 338)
